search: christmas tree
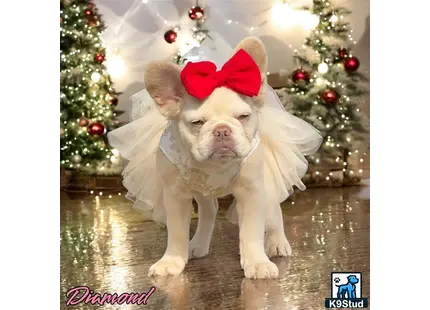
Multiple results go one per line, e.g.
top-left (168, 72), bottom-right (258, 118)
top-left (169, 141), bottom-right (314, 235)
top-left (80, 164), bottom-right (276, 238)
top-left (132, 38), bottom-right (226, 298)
top-left (60, 0), bottom-right (122, 174)
top-left (276, 0), bottom-right (369, 185)
top-left (166, 3), bottom-right (210, 64)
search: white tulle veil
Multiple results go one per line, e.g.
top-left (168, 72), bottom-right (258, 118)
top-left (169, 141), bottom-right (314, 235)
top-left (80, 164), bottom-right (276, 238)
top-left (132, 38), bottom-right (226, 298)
top-left (108, 35), bottom-right (322, 225)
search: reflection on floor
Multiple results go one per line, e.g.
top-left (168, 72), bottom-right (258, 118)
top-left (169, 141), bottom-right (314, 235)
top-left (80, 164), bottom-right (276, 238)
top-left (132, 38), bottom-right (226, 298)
top-left (60, 186), bottom-right (370, 310)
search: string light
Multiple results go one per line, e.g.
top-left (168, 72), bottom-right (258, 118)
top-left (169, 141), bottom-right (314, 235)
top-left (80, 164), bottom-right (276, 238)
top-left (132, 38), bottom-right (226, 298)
top-left (90, 72), bottom-right (101, 83)
top-left (330, 15), bottom-right (338, 23)
top-left (318, 63), bottom-right (329, 74)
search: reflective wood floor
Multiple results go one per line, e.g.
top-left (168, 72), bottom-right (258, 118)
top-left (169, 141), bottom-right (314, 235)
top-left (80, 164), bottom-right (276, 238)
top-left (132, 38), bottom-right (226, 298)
top-left (60, 186), bottom-right (370, 310)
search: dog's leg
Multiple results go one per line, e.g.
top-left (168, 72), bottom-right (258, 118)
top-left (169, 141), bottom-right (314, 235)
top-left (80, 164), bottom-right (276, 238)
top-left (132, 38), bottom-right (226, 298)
top-left (189, 195), bottom-right (218, 259)
top-left (265, 203), bottom-right (292, 258)
top-left (350, 287), bottom-right (356, 298)
top-left (234, 190), bottom-right (279, 279)
top-left (148, 190), bottom-right (192, 277)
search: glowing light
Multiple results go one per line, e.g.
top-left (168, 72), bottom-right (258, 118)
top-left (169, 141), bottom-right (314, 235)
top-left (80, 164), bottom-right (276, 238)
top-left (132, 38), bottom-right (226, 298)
top-left (106, 54), bottom-right (125, 79)
top-left (272, 2), bottom-right (296, 29)
top-left (330, 15), bottom-right (338, 23)
top-left (318, 62), bottom-right (329, 74)
top-left (303, 13), bottom-right (320, 30)
top-left (91, 72), bottom-right (101, 83)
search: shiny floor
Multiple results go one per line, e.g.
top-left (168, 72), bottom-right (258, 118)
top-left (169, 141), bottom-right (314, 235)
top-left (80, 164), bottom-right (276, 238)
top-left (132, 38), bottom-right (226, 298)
top-left (60, 187), bottom-right (370, 310)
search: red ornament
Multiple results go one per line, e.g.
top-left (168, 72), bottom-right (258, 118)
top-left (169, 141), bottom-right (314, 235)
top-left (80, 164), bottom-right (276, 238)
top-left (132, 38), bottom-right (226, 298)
top-left (79, 118), bottom-right (89, 127)
top-left (292, 69), bottom-right (310, 84)
top-left (188, 6), bottom-right (205, 20)
top-left (88, 122), bottom-right (105, 136)
top-left (84, 9), bottom-right (93, 16)
top-left (60, 17), bottom-right (63, 23)
top-left (94, 53), bottom-right (105, 63)
top-left (164, 30), bottom-right (177, 44)
top-left (88, 3), bottom-right (94, 9)
top-left (343, 56), bottom-right (360, 72)
top-left (320, 89), bottom-right (339, 104)
top-left (338, 48), bottom-right (348, 58)
top-left (110, 97), bottom-right (119, 106)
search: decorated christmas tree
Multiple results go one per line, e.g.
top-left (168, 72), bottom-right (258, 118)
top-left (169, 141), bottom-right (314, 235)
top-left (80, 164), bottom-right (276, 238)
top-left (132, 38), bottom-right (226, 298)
top-left (60, 0), bottom-right (122, 174)
top-left (276, 0), bottom-right (369, 185)
top-left (162, 2), bottom-right (210, 65)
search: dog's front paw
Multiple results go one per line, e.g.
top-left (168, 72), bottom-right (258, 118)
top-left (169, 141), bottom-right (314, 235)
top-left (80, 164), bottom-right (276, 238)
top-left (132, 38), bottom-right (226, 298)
top-left (243, 260), bottom-right (279, 279)
top-left (188, 239), bottom-right (210, 259)
top-left (265, 233), bottom-right (292, 258)
top-left (148, 256), bottom-right (186, 277)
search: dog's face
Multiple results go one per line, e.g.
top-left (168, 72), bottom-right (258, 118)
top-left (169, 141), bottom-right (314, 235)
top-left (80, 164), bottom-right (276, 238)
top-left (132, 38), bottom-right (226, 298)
top-left (347, 275), bottom-right (359, 284)
top-left (177, 87), bottom-right (258, 162)
top-left (144, 37), bottom-right (268, 164)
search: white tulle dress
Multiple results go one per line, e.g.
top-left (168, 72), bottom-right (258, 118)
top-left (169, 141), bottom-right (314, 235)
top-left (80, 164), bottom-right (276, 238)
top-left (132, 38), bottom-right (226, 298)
top-left (107, 44), bottom-right (322, 225)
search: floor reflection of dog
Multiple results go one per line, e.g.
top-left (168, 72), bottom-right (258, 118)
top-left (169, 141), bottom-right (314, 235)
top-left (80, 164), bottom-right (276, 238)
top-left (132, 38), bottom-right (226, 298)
top-left (151, 274), bottom-right (190, 309)
top-left (336, 275), bottom-right (359, 298)
top-left (241, 258), bottom-right (291, 310)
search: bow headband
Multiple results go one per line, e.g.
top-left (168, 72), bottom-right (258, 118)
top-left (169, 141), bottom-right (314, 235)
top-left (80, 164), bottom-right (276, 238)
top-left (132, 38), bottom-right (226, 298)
top-left (180, 49), bottom-right (262, 100)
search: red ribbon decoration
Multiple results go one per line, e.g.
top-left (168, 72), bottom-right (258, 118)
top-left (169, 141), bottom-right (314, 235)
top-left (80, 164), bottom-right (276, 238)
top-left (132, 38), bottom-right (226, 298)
top-left (180, 49), bottom-right (261, 100)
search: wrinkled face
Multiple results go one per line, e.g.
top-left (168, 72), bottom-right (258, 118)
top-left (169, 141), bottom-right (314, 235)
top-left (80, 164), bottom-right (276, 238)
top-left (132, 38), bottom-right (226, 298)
top-left (177, 87), bottom-right (258, 163)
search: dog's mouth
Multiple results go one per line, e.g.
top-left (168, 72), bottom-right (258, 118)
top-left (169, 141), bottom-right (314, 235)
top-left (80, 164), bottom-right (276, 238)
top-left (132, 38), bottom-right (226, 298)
top-left (210, 147), bottom-right (237, 159)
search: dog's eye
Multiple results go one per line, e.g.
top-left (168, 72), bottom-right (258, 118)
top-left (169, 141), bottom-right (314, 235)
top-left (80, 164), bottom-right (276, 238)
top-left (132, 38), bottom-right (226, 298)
top-left (238, 113), bottom-right (251, 121)
top-left (190, 120), bottom-right (205, 127)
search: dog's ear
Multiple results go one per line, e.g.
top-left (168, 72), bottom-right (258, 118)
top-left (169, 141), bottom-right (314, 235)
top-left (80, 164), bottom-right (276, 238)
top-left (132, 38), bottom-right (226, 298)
top-left (232, 37), bottom-right (268, 107)
top-left (144, 61), bottom-right (185, 118)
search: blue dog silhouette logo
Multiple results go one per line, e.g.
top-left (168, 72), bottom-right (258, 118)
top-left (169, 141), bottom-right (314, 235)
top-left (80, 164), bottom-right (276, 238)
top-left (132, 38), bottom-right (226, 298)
top-left (325, 272), bottom-right (368, 308)
top-left (335, 275), bottom-right (359, 298)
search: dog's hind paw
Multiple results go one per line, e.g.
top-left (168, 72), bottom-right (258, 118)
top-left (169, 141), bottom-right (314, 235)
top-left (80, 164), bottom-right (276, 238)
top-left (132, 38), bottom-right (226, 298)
top-left (265, 233), bottom-right (292, 258)
top-left (244, 260), bottom-right (279, 279)
top-left (188, 239), bottom-right (210, 259)
top-left (148, 256), bottom-right (186, 277)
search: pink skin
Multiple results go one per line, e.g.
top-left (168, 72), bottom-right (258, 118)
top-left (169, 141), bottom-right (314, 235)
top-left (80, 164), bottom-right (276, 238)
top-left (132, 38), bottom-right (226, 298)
top-left (210, 125), bottom-right (237, 158)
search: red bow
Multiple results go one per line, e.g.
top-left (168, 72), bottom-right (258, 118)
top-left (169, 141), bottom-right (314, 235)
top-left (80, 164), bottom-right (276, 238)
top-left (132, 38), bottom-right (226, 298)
top-left (180, 49), bottom-right (261, 100)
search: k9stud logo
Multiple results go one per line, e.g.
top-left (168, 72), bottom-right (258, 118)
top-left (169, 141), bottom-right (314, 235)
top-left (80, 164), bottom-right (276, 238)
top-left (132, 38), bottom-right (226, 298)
top-left (325, 272), bottom-right (369, 308)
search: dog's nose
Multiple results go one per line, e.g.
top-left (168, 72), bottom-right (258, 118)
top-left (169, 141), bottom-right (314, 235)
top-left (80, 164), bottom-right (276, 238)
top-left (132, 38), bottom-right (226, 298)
top-left (213, 125), bottom-right (232, 139)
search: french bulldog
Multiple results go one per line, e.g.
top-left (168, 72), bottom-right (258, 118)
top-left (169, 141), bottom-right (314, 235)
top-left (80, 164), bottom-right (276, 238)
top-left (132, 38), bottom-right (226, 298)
top-left (143, 37), bottom-right (293, 279)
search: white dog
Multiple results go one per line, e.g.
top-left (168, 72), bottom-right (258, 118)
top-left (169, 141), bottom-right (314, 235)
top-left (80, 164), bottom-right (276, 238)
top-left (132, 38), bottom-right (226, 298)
top-left (108, 37), bottom-right (322, 279)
